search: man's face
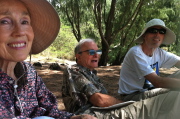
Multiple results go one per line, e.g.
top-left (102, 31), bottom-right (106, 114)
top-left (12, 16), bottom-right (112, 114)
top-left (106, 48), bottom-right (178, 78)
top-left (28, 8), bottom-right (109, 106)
top-left (76, 41), bottom-right (101, 70)
top-left (143, 26), bottom-right (165, 49)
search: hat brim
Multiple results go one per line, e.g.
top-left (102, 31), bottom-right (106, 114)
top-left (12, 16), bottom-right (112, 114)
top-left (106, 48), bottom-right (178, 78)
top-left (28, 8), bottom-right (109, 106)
top-left (135, 25), bottom-right (176, 45)
top-left (21, 0), bottom-right (60, 54)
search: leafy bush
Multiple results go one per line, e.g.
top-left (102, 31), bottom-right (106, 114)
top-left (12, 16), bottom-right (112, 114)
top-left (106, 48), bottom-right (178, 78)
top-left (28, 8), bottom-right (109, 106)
top-left (40, 24), bottom-right (78, 61)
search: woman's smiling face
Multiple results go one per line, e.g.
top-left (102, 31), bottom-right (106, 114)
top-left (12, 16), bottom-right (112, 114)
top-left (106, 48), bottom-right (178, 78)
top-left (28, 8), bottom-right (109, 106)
top-left (0, 0), bottom-right (34, 62)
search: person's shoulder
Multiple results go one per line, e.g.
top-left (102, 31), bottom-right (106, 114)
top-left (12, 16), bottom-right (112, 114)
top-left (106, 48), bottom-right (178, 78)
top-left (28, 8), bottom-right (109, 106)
top-left (127, 45), bottom-right (141, 54)
top-left (21, 61), bottom-right (34, 68)
top-left (65, 64), bottom-right (87, 82)
top-left (69, 64), bottom-right (80, 71)
top-left (21, 61), bottom-right (30, 65)
top-left (156, 47), bottom-right (169, 54)
top-left (66, 64), bottom-right (82, 75)
top-left (126, 45), bottom-right (138, 51)
top-left (156, 47), bottom-right (165, 51)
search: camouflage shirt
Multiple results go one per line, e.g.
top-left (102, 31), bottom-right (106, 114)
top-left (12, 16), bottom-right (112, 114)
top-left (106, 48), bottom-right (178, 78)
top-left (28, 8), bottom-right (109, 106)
top-left (62, 64), bottom-right (107, 114)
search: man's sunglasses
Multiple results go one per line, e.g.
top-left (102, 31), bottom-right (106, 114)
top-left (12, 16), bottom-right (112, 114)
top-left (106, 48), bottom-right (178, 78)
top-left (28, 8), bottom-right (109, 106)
top-left (146, 28), bottom-right (166, 34)
top-left (78, 50), bottom-right (102, 55)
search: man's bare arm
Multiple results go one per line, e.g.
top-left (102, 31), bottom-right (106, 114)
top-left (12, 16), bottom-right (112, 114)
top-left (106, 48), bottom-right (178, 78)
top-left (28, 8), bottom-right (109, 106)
top-left (71, 114), bottom-right (97, 119)
top-left (89, 93), bottom-right (123, 107)
top-left (145, 72), bottom-right (180, 89)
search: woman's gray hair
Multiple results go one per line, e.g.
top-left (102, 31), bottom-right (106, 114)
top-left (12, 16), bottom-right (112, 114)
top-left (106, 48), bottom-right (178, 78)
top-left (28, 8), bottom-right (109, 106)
top-left (74, 38), bottom-right (95, 55)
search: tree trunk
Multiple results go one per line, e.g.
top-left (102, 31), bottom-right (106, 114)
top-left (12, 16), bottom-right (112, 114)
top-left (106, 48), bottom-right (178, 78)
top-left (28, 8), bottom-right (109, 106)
top-left (99, 46), bottom-right (109, 66)
top-left (111, 52), bottom-right (124, 65)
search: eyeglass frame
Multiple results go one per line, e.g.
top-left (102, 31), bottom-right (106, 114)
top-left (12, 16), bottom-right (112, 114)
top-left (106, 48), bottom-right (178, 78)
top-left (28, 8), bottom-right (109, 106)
top-left (78, 49), bottom-right (102, 55)
top-left (145, 28), bottom-right (166, 34)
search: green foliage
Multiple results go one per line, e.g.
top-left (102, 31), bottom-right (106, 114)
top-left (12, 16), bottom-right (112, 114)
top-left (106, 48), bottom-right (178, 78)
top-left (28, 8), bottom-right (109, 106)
top-left (40, 23), bottom-right (77, 61)
top-left (81, 22), bottom-right (100, 43)
top-left (48, 0), bottom-right (180, 65)
top-left (54, 24), bottom-right (77, 60)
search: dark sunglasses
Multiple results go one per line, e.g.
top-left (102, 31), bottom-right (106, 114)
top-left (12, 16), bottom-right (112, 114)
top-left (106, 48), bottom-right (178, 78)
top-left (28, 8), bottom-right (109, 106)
top-left (78, 50), bottom-right (102, 55)
top-left (146, 28), bottom-right (166, 34)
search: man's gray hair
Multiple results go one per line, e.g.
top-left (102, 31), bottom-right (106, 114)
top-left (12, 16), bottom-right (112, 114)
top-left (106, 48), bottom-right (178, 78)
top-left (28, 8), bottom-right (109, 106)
top-left (74, 38), bottom-right (95, 55)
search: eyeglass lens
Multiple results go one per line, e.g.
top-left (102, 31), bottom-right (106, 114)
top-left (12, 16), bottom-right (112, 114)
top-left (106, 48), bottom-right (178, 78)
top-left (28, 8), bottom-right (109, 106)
top-left (146, 28), bottom-right (166, 34)
top-left (89, 50), bottom-right (102, 55)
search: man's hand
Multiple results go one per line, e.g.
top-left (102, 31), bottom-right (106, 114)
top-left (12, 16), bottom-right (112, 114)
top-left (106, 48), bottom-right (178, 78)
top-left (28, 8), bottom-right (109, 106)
top-left (70, 114), bottom-right (97, 119)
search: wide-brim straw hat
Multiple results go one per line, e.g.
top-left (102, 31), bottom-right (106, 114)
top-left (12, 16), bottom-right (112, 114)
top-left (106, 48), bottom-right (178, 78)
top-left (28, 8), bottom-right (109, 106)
top-left (135, 18), bottom-right (176, 45)
top-left (20, 0), bottom-right (60, 54)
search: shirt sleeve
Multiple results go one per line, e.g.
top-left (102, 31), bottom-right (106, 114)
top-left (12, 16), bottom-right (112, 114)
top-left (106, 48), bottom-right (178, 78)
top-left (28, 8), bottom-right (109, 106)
top-left (160, 50), bottom-right (180, 68)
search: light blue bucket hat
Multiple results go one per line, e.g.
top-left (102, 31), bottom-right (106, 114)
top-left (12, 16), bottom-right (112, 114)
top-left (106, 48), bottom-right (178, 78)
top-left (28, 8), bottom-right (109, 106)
top-left (135, 18), bottom-right (176, 45)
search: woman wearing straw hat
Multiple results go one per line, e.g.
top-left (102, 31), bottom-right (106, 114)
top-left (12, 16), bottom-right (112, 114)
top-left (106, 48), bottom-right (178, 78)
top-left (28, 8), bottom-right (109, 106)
top-left (118, 18), bottom-right (180, 101)
top-left (0, 0), bottom-right (97, 119)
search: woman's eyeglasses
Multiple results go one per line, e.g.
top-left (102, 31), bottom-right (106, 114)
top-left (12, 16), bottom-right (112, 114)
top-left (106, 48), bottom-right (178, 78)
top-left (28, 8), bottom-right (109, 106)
top-left (78, 50), bottom-right (102, 55)
top-left (146, 28), bottom-right (166, 34)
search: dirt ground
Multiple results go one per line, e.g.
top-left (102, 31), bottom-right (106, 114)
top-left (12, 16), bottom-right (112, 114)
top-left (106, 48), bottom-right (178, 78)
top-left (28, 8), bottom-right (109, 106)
top-left (34, 62), bottom-right (179, 111)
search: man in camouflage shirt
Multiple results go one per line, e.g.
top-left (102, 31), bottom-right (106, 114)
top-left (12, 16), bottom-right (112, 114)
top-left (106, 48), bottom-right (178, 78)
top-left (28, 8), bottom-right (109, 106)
top-left (62, 38), bottom-right (180, 119)
top-left (62, 38), bottom-right (122, 114)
